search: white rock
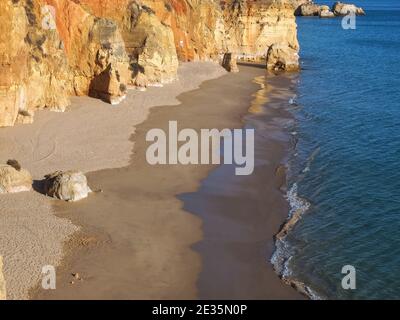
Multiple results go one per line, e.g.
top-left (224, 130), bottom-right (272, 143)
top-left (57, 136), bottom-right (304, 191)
top-left (333, 2), bottom-right (366, 16)
top-left (44, 171), bottom-right (92, 202)
top-left (320, 9), bottom-right (335, 18)
top-left (0, 164), bottom-right (32, 194)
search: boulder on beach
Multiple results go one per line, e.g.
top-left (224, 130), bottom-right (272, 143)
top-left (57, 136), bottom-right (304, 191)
top-left (0, 162), bottom-right (32, 194)
top-left (0, 256), bottom-right (6, 300)
top-left (133, 72), bottom-right (149, 91)
top-left (222, 53), bottom-right (239, 73)
top-left (266, 44), bottom-right (300, 72)
top-left (16, 110), bottom-right (35, 125)
top-left (44, 171), bottom-right (92, 202)
top-left (333, 2), bottom-right (366, 16)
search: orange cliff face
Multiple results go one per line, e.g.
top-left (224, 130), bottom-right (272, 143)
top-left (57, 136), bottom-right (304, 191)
top-left (223, 0), bottom-right (299, 59)
top-left (75, 0), bottom-right (179, 84)
top-left (138, 0), bottom-right (299, 62)
top-left (0, 0), bottom-right (70, 127)
top-left (76, 0), bottom-right (218, 61)
top-left (0, 0), bottom-right (300, 127)
top-left (43, 0), bottom-right (130, 103)
top-left (140, 0), bottom-right (225, 61)
top-left (70, 0), bottom-right (300, 66)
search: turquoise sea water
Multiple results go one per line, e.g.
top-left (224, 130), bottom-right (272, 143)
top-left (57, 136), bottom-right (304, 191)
top-left (284, 0), bottom-right (400, 299)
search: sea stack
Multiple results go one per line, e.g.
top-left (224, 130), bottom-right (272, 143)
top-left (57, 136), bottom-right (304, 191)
top-left (295, 3), bottom-right (323, 16)
top-left (333, 2), bottom-right (366, 16)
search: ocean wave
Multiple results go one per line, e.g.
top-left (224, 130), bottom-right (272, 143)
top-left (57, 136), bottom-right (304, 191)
top-left (270, 183), bottom-right (323, 299)
top-left (289, 95), bottom-right (298, 106)
top-left (300, 147), bottom-right (320, 176)
top-left (287, 183), bottom-right (310, 218)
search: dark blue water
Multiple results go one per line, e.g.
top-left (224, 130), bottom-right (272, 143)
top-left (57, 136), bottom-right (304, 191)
top-left (284, 1), bottom-right (400, 299)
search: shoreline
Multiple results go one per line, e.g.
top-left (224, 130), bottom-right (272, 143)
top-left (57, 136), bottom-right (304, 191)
top-left (268, 83), bottom-right (317, 300)
top-left (32, 64), bottom-right (301, 299)
top-left (180, 72), bottom-right (304, 299)
top-left (271, 182), bottom-right (316, 299)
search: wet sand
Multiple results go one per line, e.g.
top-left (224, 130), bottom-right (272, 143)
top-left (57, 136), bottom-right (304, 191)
top-left (181, 73), bottom-right (303, 299)
top-left (33, 65), bottom-right (301, 299)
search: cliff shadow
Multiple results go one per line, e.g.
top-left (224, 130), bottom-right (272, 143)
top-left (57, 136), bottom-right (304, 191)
top-left (237, 61), bottom-right (266, 70)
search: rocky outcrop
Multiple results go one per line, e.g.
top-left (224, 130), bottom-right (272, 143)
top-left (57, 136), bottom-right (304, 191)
top-left (266, 44), bottom-right (299, 72)
top-left (140, 0), bottom-right (224, 62)
top-left (0, 0), bottom-right (130, 126)
top-left (222, 53), bottom-right (239, 73)
top-left (333, 2), bottom-right (365, 16)
top-left (295, 3), bottom-right (321, 16)
top-left (292, 0), bottom-right (313, 11)
top-left (222, 0), bottom-right (299, 62)
top-left (296, 1), bottom-right (365, 17)
top-left (75, 0), bottom-right (179, 85)
top-left (319, 8), bottom-right (335, 18)
top-left (0, 0), bottom-right (70, 127)
top-left (45, 0), bottom-right (130, 104)
top-left (126, 4), bottom-right (179, 84)
top-left (0, 163), bottom-right (32, 194)
top-left (0, 256), bottom-right (5, 300)
top-left (295, 3), bottom-right (335, 17)
top-left (44, 170), bottom-right (92, 202)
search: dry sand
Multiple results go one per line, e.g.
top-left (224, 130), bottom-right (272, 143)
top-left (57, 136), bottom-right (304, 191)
top-left (0, 62), bottom-right (227, 299)
top-left (33, 65), bottom-right (302, 299)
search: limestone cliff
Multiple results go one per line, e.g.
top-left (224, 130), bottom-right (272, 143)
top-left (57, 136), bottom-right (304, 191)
top-left (75, 0), bottom-right (179, 84)
top-left (45, 0), bottom-right (130, 104)
top-left (139, 0), bottom-right (299, 63)
top-left (0, 0), bottom-right (300, 127)
top-left (0, 0), bottom-right (70, 127)
top-left (222, 0), bottom-right (299, 61)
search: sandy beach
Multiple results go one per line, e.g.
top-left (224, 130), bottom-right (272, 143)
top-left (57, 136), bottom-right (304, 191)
top-left (0, 61), bottom-right (301, 299)
top-left (0, 62), bottom-right (226, 299)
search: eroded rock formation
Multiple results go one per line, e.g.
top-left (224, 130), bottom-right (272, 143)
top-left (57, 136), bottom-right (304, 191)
top-left (223, 0), bottom-right (299, 62)
top-left (45, 0), bottom-right (130, 104)
top-left (0, 0), bottom-right (301, 127)
top-left (266, 43), bottom-right (299, 72)
top-left (296, 1), bottom-right (365, 17)
top-left (0, 0), bottom-right (70, 127)
top-left (295, 2), bottom-right (321, 16)
top-left (75, 0), bottom-right (179, 84)
top-left (333, 2), bottom-right (365, 16)
top-left (222, 53), bottom-right (239, 73)
top-left (319, 8), bottom-right (335, 18)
